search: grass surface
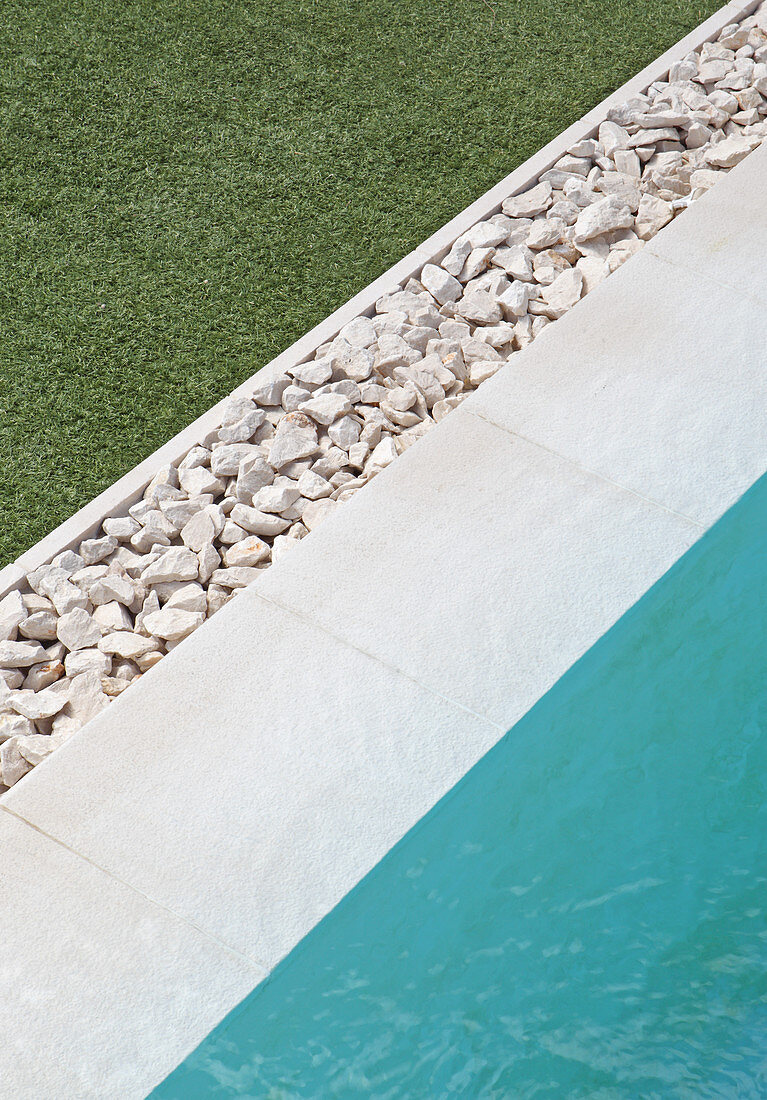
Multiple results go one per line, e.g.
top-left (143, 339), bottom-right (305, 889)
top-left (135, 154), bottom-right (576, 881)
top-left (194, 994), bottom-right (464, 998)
top-left (0, 0), bottom-right (720, 566)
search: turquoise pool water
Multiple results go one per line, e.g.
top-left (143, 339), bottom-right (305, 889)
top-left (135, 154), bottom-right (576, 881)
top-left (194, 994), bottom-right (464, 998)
top-left (153, 474), bottom-right (767, 1098)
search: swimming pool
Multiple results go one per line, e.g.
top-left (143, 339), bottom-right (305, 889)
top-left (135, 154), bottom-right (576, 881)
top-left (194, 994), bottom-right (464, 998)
top-left (152, 472), bottom-right (767, 1097)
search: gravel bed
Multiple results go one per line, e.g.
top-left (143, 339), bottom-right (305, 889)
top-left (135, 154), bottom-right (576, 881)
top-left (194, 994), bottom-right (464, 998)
top-left (1, 5), bottom-right (766, 791)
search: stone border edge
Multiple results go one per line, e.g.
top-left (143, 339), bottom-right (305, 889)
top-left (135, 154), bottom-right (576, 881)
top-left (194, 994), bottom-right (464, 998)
top-left (0, 0), bottom-right (756, 600)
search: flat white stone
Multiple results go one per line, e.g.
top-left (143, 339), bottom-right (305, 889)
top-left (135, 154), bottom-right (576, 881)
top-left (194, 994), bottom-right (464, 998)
top-left (298, 393), bottom-right (352, 426)
top-left (458, 291), bottom-right (502, 324)
top-left (20, 593), bottom-right (53, 613)
top-left (56, 608), bottom-right (102, 653)
top-left (539, 267), bottom-right (584, 319)
top-left (492, 245), bottom-right (534, 280)
top-left (596, 171), bottom-right (640, 210)
top-left (10, 680), bottom-right (70, 722)
top-left (252, 478), bottom-right (300, 514)
top-left (143, 608), bottom-right (205, 643)
top-left (0, 641), bottom-right (47, 668)
top-left (468, 360), bottom-right (502, 386)
top-left (98, 633), bottom-right (159, 660)
top-left (92, 601), bottom-right (133, 633)
top-left (301, 498), bottom-right (337, 531)
top-left (218, 409), bottom-right (265, 443)
top-left (465, 221), bottom-right (508, 249)
top-left (208, 567), bottom-right (262, 589)
top-left (223, 537), bottom-right (270, 568)
top-left (612, 149), bottom-right (641, 177)
top-left (180, 509), bottom-right (217, 552)
top-left (26, 564), bottom-right (68, 597)
top-left (440, 238), bottom-right (472, 277)
top-left (0, 590), bottom-right (26, 642)
top-left (339, 316), bottom-right (376, 348)
top-left (165, 584), bottom-right (208, 614)
top-left (177, 466), bottom-right (224, 497)
top-left (280, 384), bottom-right (311, 412)
top-left (297, 469), bottom-right (333, 500)
top-left (62, 671), bottom-right (109, 728)
top-left (0, 713), bottom-right (36, 744)
top-left (599, 120), bottom-right (630, 155)
top-left (141, 548), bottom-right (199, 585)
top-left (367, 436), bottom-right (398, 470)
top-left (49, 578), bottom-right (90, 616)
top-left (626, 125), bottom-right (680, 147)
top-left (577, 254), bottom-right (609, 293)
top-left (51, 550), bottom-right (85, 575)
top-left (71, 564), bottom-right (109, 588)
top-left (218, 519), bottom-right (247, 545)
top-left (573, 196), bottom-right (634, 241)
top-left (0, 738), bottom-right (31, 785)
top-left (704, 133), bottom-right (755, 166)
top-left (236, 454), bottom-right (274, 499)
top-left (88, 575), bottom-right (135, 607)
top-left (79, 536), bottom-right (116, 566)
top-left (139, 510), bottom-right (177, 543)
top-left (501, 180), bottom-right (553, 217)
top-left (23, 661), bottom-right (64, 692)
top-left (18, 611), bottom-right (58, 642)
top-left (329, 345), bottom-right (374, 383)
top-left (65, 648), bottom-right (111, 678)
top-left (289, 359), bottom-right (333, 387)
top-left (526, 218), bottom-right (565, 249)
top-left (420, 263), bottom-right (462, 304)
top-left (347, 440), bottom-right (370, 468)
top-left (219, 396), bottom-right (256, 424)
top-left (178, 446), bottom-right (211, 471)
top-left (15, 733), bottom-right (61, 766)
top-left (197, 543), bottom-right (221, 585)
top-left (268, 412), bottom-right (319, 469)
top-left (635, 193), bottom-right (674, 239)
top-left (0, 662), bottom-right (24, 688)
top-left (230, 504), bottom-right (290, 537)
top-left (328, 415), bottom-right (361, 450)
top-left (498, 281), bottom-right (534, 319)
top-left (210, 444), bottom-right (262, 479)
top-left (251, 374), bottom-right (290, 404)
top-left (461, 245), bottom-right (496, 280)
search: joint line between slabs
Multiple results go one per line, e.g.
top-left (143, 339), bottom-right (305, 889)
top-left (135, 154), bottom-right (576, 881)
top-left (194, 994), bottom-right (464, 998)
top-left (644, 239), bottom-right (767, 314)
top-left (0, 803), bottom-right (272, 977)
top-left (249, 590), bottom-right (507, 735)
top-left (470, 410), bottom-right (707, 531)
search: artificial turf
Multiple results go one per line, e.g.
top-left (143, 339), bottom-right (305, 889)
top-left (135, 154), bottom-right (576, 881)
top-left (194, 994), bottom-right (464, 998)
top-left (0, 0), bottom-right (720, 567)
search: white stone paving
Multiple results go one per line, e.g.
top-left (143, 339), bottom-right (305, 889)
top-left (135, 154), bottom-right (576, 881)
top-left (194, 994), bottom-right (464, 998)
top-left (468, 169), bottom-right (767, 528)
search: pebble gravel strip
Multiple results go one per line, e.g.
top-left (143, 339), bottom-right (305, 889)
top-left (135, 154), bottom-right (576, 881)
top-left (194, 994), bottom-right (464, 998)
top-left (1, 6), bottom-right (766, 790)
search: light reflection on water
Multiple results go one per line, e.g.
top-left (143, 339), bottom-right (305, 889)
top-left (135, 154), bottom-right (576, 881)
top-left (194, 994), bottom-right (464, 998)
top-left (153, 476), bottom-right (767, 1099)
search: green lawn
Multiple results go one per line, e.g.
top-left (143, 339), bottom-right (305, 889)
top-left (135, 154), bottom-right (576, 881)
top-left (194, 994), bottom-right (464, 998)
top-left (0, 0), bottom-right (720, 566)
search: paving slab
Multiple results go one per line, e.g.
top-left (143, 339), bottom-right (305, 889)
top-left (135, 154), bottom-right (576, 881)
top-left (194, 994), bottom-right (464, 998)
top-left (645, 139), bottom-right (767, 306)
top-left (254, 410), bottom-right (699, 727)
top-left (0, 809), bottom-right (262, 1100)
top-left (3, 595), bottom-right (499, 969)
top-left (466, 252), bottom-right (767, 528)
